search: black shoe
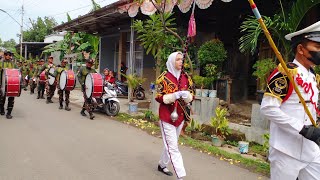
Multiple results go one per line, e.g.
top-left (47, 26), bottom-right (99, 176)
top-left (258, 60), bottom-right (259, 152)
top-left (49, 99), bottom-right (53, 103)
top-left (37, 96), bottom-right (40, 99)
top-left (81, 110), bottom-right (86, 116)
top-left (89, 114), bottom-right (95, 120)
top-left (40, 96), bottom-right (45, 99)
top-left (0, 111), bottom-right (5, 116)
top-left (24, 88), bottom-right (27, 91)
top-left (59, 106), bottom-right (63, 109)
top-left (158, 165), bottom-right (173, 176)
top-left (65, 106), bottom-right (71, 111)
top-left (6, 114), bottom-right (12, 119)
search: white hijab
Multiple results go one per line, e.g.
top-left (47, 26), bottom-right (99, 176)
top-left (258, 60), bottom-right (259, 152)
top-left (166, 52), bottom-right (183, 80)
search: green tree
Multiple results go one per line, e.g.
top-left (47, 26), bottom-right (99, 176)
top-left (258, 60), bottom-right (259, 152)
top-left (23, 16), bottom-right (57, 42)
top-left (2, 39), bottom-right (17, 50)
top-left (239, 0), bottom-right (320, 61)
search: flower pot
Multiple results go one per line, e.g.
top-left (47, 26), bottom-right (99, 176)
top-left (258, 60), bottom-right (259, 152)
top-left (201, 89), bottom-right (209, 97)
top-left (208, 90), bottom-right (217, 98)
top-left (212, 135), bottom-right (224, 147)
top-left (256, 90), bottom-right (265, 105)
top-left (238, 141), bottom-right (249, 154)
top-left (128, 102), bottom-right (138, 114)
top-left (195, 89), bottom-right (202, 97)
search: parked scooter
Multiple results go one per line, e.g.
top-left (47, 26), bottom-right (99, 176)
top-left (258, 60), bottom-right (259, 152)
top-left (115, 80), bottom-right (145, 100)
top-left (92, 82), bottom-right (120, 116)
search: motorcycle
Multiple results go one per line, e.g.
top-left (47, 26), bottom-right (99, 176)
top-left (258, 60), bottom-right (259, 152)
top-left (92, 82), bottom-right (120, 116)
top-left (115, 80), bottom-right (145, 100)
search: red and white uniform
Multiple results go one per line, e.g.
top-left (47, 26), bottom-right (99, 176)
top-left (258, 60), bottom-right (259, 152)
top-left (156, 70), bottom-right (194, 179)
top-left (261, 59), bottom-right (320, 179)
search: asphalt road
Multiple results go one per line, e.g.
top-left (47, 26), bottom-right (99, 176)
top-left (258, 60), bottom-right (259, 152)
top-left (0, 92), bottom-right (269, 180)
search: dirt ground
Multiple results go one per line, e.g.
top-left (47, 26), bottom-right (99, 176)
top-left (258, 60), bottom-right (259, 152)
top-left (227, 100), bottom-right (255, 125)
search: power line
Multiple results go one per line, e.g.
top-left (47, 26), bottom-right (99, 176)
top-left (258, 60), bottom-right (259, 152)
top-left (0, 11), bottom-right (21, 26)
top-left (24, 0), bottom-right (42, 9)
top-left (47, 0), bottom-right (108, 17)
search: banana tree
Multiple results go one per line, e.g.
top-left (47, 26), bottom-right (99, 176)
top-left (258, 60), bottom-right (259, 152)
top-left (239, 0), bottom-right (320, 61)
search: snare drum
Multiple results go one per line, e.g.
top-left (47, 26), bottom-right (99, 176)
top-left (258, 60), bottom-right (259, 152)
top-left (59, 70), bottom-right (76, 91)
top-left (85, 73), bottom-right (103, 98)
top-left (39, 70), bottom-right (46, 84)
top-left (1, 69), bottom-right (22, 97)
top-left (48, 67), bottom-right (56, 85)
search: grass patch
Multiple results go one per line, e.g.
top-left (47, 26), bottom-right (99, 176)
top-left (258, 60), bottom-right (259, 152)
top-left (114, 113), bottom-right (270, 176)
top-left (180, 137), bottom-right (270, 176)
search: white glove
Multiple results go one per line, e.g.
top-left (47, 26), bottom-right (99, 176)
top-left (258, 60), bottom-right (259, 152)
top-left (181, 91), bottom-right (191, 99)
top-left (174, 91), bottom-right (182, 99)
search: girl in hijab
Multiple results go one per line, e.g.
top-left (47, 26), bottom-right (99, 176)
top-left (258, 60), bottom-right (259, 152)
top-left (155, 52), bottom-right (194, 180)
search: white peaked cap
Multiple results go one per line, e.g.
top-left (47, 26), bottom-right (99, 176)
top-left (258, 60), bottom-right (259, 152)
top-left (285, 21), bottom-right (320, 42)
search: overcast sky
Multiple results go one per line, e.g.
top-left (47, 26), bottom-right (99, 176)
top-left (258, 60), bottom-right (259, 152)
top-left (0, 0), bottom-right (118, 43)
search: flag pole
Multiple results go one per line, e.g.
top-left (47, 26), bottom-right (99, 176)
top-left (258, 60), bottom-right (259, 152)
top-left (248, 0), bottom-right (317, 127)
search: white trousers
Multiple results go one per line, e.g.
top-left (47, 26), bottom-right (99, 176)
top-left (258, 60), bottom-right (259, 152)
top-left (269, 147), bottom-right (320, 180)
top-left (159, 120), bottom-right (186, 179)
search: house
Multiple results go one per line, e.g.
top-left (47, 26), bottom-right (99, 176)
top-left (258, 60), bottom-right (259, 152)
top-left (53, 0), bottom-right (320, 102)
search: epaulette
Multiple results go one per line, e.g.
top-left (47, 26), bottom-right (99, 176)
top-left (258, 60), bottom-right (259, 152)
top-left (316, 74), bottom-right (320, 86)
top-left (277, 62), bottom-right (298, 76)
top-left (156, 71), bottom-right (167, 85)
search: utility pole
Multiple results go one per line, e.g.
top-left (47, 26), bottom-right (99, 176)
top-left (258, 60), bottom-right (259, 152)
top-left (20, 0), bottom-right (24, 61)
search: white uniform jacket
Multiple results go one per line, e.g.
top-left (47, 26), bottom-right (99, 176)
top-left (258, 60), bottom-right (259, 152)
top-left (261, 59), bottom-right (320, 162)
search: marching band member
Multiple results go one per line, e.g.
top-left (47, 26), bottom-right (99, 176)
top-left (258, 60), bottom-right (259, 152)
top-left (29, 61), bottom-right (37, 94)
top-left (20, 61), bottom-right (29, 91)
top-left (36, 59), bottom-right (46, 99)
top-left (77, 59), bottom-right (97, 120)
top-left (38, 56), bottom-right (56, 104)
top-left (0, 50), bottom-right (17, 119)
top-left (155, 52), bottom-right (194, 180)
top-left (53, 58), bottom-right (71, 111)
top-left (261, 21), bottom-right (320, 179)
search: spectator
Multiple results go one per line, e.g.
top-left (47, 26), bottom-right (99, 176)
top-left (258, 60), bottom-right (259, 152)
top-left (103, 68), bottom-right (110, 82)
top-left (107, 70), bottom-right (116, 84)
top-left (120, 62), bottom-right (128, 82)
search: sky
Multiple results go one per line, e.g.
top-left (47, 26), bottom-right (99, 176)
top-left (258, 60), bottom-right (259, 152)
top-left (0, 0), bottom-right (118, 43)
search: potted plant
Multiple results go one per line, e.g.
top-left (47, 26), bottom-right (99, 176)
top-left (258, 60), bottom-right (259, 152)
top-left (204, 64), bottom-right (218, 98)
top-left (188, 119), bottom-right (204, 139)
top-left (192, 75), bottom-right (205, 97)
top-left (198, 39), bottom-right (227, 98)
top-left (210, 106), bottom-right (231, 147)
top-left (252, 58), bottom-right (277, 104)
top-left (122, 73), bottom-right (146, 114)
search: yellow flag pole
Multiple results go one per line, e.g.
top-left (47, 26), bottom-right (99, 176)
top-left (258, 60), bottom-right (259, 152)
top-left (248, 0), bottom-right (317, 127)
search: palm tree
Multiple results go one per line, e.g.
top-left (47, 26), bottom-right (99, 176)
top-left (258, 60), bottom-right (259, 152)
top-left (239, 0), bottom-right (320, 61)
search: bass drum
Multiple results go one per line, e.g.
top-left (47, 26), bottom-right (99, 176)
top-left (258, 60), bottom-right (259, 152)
top-left (85, 73), bottom-right (103, 98)
top-left (1, 68), bottom-right (22, 97)
top-left (48, 67), bottom-right (56, 85)
top-left (39, 70), bottom-right (46, 84)
top-left (59, 70), bottom-right (76, 91)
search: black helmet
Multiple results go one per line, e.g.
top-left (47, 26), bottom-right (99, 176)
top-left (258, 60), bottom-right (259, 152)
top-left (4, 50), bottom-right (12, 56)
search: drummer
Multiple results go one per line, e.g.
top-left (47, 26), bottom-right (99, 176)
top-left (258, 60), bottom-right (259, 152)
top-left (53, 58), bottom-right (71, 111)
top-left (38, 56), bottom-right (56, 104)
top-left (36, 59), bottom-right (46, 99)
top-left (77, 58), bottom-right (97, 120)
top-left (20, 61), bottom-right (30, 91)
top-left (0, 50), bottom-right (17, 119)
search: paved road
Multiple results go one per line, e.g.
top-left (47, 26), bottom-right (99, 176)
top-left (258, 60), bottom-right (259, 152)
top-left (0, 92), bottom-right (269, 180)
